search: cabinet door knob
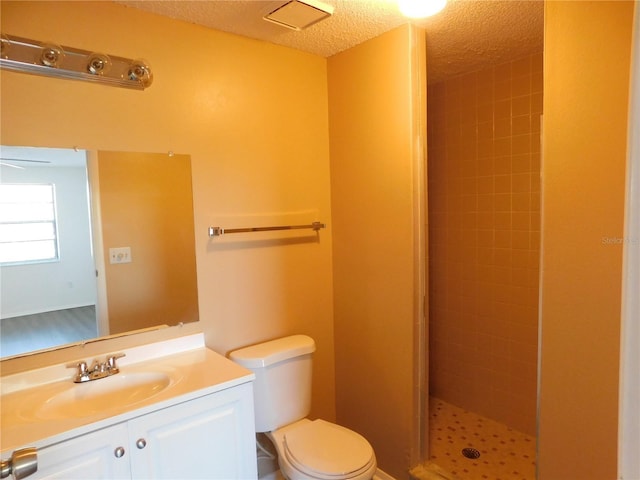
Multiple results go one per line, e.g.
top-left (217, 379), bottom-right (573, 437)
top-left (0, 447), bottom-right (38, 479)
top-left (136, 438), bottom-right (147, 449)
top-left (114, 447), bottom-right (125, 458)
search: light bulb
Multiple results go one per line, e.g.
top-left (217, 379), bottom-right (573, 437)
top-left (398, 0), bottom-right (447, 18)
top-left (127, 59), bottom-right (153, 88)
top-left (87, 53), bottom-right (112, 75)
top-left (39, 43), bottom-right (64, 68)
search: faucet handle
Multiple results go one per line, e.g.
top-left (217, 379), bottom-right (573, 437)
top-left (66, 360), bottom-right (87, 373)
top-left (107, 353), bottom-right (126, 370)
top-left (66, 361), bottom-right (89, 382)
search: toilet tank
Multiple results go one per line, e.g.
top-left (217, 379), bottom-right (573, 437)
top-left (229, 335), bottom-right (315, 433)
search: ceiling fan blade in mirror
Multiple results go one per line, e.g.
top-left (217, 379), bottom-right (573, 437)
top-left (0, 157), bottom-right (51, 164)
top-left (0, 161), bottom-right (25, 169)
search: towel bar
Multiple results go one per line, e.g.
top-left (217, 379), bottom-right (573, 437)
top-left (208, 221), bottom-right (326, 238)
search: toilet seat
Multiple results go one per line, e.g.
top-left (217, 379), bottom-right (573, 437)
top-left (269, 419), bottom-right (376, 480)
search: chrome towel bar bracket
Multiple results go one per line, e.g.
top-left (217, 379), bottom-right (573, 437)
top-left (208, 221), bottom-right (326, 238)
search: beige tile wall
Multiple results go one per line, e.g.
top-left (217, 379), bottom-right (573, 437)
top-left (427, 53), bottom-right (542, 435)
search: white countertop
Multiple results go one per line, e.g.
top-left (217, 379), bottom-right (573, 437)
top-left (0, 335), bottom-right (254, 454)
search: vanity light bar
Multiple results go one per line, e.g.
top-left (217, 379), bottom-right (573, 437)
top-left (0, 34), bottom-right (152, 90)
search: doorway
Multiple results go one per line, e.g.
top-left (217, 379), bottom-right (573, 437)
top-left (0, 146), bottom-right (99, 358)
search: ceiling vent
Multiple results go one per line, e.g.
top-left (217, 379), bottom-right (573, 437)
top-left (263, 0), bottom-right (334, 31)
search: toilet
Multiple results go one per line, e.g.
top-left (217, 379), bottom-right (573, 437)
top-left (229, 335), bottom-right (377, 480)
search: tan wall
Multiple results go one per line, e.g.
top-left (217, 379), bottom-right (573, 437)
top-left (4, 2), bottom-right (635, 477)
top-left (328, 25), bottom-right (427, 478)
top-left (427, 53), bottom-right (542, 436)
top-left (0, 1), bottom-right (336, 422)
top-left (539, 2), bottom-right (634, 478)
top-left (97, 151), bottom-right (198, 334)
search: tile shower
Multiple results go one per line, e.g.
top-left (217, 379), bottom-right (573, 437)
top-left (426, 52), bottom-right (542, 476)
top-left (428, 397), bottom-right (536, 480)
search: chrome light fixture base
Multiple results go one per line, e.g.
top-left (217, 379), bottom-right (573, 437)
top-left (0, 34), bottom-right (153, 90)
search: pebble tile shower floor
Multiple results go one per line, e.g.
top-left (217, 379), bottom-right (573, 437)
top-left (426, 397), bottom-right (536, 480)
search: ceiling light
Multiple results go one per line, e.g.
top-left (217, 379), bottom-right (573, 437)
top-left (264, 0), bottom-right (334, 31)
top-left (398, 0), bottom-right (447, 18)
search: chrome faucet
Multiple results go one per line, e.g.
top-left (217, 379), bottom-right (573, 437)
top-left (67, 353), bottom-right (126, 383)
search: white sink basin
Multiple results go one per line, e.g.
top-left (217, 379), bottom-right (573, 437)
top-left (0, 339), bottom-right (257, 454)
top-left (35, 372), bottom-right (172, 419)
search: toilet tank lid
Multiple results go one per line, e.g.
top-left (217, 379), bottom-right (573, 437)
top-left (229, 335), bottom-right (316, 368)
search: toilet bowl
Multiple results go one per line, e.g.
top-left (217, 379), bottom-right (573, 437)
top-left (267, 419), bottom-right (377, 480)
top-left (229, 335), bottom-right (377, 480)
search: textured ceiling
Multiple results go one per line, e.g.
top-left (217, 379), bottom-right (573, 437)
top-left (117, 0), bottom-right (543, 84)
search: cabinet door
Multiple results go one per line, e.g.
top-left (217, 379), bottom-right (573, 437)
top-left (129, 383), bottom-right (257, 479)
top-left (28, 423), bottom-right (130, 480)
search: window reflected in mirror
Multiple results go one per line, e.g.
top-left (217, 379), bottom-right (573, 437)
top-left (0, 183), bottom-right (60, 264)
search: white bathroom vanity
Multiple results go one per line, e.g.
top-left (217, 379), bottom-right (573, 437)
top-left (0, 334), bottom-right (258, 479)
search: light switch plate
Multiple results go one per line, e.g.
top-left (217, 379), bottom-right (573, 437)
top-left (109, 246), bottom-right (132, 264)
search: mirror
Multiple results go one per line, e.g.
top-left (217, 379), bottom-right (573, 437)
top-left (0, 146), bottom-right (199, 359)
